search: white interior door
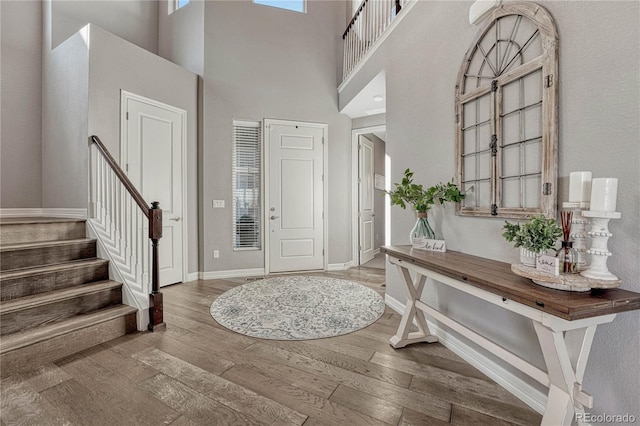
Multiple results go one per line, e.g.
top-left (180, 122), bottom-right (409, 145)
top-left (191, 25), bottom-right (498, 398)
top-left (359, 136), bottom-right (375, 265)
top-left (123, 92), bottom-right (185, 287)
top-left (267, 120), bottom-right (325, 273)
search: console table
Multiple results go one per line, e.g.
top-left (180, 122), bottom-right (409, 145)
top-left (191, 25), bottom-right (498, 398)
top-left (381, 245), bottom-right (640, 426)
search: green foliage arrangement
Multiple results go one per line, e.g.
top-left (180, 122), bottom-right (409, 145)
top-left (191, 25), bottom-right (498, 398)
top-left (502, 214), bottom-right (562, 253)
top-left (387, 169), bottom-right (466, 213)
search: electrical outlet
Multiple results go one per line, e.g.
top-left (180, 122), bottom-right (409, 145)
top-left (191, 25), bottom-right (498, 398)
top-left (213, 250), bottom-right (219, 258)
top-left (213, 200), bottom-right (225, 208)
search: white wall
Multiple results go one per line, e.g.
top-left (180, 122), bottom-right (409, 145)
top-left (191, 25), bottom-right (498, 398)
top-left (342, 0), bottom-right (640, 417)
top-left (353, 113), bottom-right (386, 130)
top-left (158, 0), bottom-right (204, 76)
top-left (41, 12), bottom-right (90, 210)
top-left (51, 0), bottom-right (158, 53)
top-left (200, 0), bottom-right (352, 272)
top-left (0, 0), bottom-right (43, 208)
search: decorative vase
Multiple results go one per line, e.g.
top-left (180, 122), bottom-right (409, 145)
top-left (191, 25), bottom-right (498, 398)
top-left (520, 247), bottom-right (538, 267)
top-left (410, 212), bottom-right (435, 243)
top-left (556, 241), bottom-right (578, 274)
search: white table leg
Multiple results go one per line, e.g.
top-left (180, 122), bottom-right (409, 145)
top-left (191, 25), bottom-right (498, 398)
top-left (534, 322), bottom-right (596, 426)
top-left (389, 265), bottom-right (438, 348)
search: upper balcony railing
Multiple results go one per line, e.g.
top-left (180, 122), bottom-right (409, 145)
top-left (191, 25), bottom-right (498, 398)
top-left (342, 0), bottom-right (405, 82)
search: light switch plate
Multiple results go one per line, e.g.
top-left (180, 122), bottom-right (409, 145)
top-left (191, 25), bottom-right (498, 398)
top-left (213, 200), bottom-right (225, 208)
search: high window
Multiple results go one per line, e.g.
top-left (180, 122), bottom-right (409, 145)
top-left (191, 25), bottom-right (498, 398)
top-left (233, 121), bottom-right (262, 250)
top-left (169, 0), bottom-right (189, 14)
top-left (253, 0), bottom-right (306, 13)
top-left (455, 2), bottom-right (558, 219)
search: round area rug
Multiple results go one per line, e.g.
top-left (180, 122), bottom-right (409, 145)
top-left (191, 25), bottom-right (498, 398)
top-left (210, 276), bottom-right (385, 340)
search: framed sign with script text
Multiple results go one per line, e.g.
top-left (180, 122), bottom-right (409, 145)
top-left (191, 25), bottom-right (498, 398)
top-left (537, 254), bottom-right (559, 276)
top-left (412, 238), bottom-right (447, 253)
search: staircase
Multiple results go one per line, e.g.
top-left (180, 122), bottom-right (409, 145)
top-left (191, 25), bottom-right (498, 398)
top-left (0, 217), bottom-right (137, 376)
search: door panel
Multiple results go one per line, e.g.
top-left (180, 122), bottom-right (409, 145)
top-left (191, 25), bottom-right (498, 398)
top-left (268, 122), bottom-right (324, 273)
top-left (280, 159), bottom-right (314, 229)
top-left (359, 136), bottom-right (375, 264)
top-left (125, 95), bottom-right (184, 287)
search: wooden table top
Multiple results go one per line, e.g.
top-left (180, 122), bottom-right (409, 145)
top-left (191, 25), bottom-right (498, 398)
top-left (381, 245), bottom-right (640, 321)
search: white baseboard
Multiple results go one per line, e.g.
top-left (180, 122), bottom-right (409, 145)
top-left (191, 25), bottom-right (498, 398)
top-left (199, 268), bottom-right (266, 280)
top-left (41, 208), bottom-right (87, 218)
top-left (384, 293), bottom-right (408, 315)
top-left (186, 272), bottom-right (199, 282)
top-left (385, 294), bottom-right (547, 415)
top-left (328, 261), bottom-right (354, 271)
top-left (0, 208), bottom-right (87, 218)
top-left (373, 248), bottom-right (381, 256)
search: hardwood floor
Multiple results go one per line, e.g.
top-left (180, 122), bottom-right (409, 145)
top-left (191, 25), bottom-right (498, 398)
top-left (0, 265), bottom-right (542, 425)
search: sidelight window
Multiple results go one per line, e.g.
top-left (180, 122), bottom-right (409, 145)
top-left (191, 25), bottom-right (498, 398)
top-left (233, 120), bottom-right (262, 250)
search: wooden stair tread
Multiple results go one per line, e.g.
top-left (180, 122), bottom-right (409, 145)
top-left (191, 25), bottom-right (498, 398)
top-left (0, 217), bottom-right (86, 225)
top-left (0, 280), bottom-right (122, 315)
top-left (0, 258), bottom-right (108, 278)
top-left (0, 238), bottom-right (96, 252)
top-left (0, 304), bottom-right (137, 354)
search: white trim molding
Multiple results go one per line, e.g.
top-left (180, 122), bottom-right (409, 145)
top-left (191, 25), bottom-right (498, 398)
top-left (385, 294), bottom-right (547, 415)
top-left (199, 268), bottom-right (266, 280)
top-left (0, 208), bottom-right (88, 218)
top-left (87, 220), bottom-right (148, 331)
top-left (327, 261), bottom-right (354, 272)
top-left (186, 272), bottom-right (200, 282)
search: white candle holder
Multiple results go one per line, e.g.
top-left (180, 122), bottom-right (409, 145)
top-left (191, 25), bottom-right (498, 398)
top-left (580, 211), bottom-right (621, 281)
top-left (562, 202), bottom-right (590, 272)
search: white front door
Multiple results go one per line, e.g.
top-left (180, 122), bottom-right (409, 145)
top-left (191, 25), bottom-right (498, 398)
top-left (266, 120), bottom-right (325, 273)
top-left (359, 136), bottom-right (375, 265)
top-left (122, 92), bottom-right (185, 287)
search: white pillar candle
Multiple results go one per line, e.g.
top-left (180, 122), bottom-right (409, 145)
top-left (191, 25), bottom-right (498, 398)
top-left (568, 171), bottom-right (592, 203)
top-left (590, 178), bottom-right (618, 212)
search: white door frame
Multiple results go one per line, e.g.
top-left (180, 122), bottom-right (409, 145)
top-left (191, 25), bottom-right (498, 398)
top-left (351, 125), bottom-right (386, 266)
top-left (120, 90), bottom-right (189, 284)
top-left (264, 118), bottom-right (328, 275)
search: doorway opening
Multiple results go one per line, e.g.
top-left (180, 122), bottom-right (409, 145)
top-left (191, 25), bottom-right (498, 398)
top-left (351, 125), bottom-right (387, 269)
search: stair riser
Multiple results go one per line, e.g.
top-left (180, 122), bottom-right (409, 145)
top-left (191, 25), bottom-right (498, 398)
top-left (0, 222), bottom-right (86, 244)
top-left (0, 312), bottom-right (137, 376)
top-left (0, 288), bottom-right (122, 336)
top-left (0, 241), bottom-right (97, 271)
top-left (0, 262), bottom-right (109, 301)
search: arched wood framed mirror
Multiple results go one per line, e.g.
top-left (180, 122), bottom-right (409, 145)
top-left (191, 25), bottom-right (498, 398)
top-left (455, 2), bottom-right (558, 218)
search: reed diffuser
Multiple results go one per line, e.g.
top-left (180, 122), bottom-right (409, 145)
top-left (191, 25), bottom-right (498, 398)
top-left (557, 211), bottom-right (578, 273)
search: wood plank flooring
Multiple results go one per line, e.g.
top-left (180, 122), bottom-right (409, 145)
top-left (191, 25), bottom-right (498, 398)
top-left (0, 265), bottom-right (542, 425)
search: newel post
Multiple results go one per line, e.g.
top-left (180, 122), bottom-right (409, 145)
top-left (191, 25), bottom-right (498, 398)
top-left (148, 201), bottom-right (165, 331)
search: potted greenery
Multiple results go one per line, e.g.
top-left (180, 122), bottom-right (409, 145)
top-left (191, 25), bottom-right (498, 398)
top-left (502, 214), bottom-right (562, 267)
top-left (387, 168), bottom-right (465, 242)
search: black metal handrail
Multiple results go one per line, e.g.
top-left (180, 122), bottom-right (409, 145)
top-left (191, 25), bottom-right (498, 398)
top-left (90, 135), bottom-right (164, 331)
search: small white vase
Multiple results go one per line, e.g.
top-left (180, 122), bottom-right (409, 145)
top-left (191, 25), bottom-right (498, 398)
top-left (520, 247), bottom-right (538, 267)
